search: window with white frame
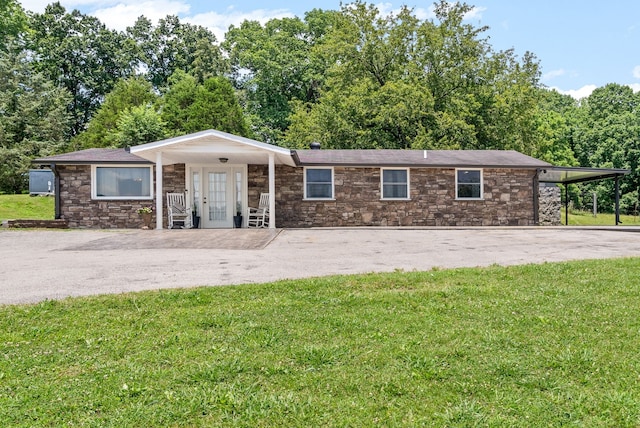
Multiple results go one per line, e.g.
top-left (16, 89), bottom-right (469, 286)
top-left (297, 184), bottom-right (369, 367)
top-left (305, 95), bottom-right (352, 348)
top-left (456, 169), bottom-right (483, 199)
top-left (304, 167), bottom-right (334, 199)
top-left (92, 165), bottom-right (153, 199)
top-left (381, 168), bottom-right (409, 199)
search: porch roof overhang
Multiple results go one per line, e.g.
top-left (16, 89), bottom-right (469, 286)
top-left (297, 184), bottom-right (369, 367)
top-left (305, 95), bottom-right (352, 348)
top-left (538, 166), bottom-right (630, 185)
top-left (129, 129), bottom-right (296, 167)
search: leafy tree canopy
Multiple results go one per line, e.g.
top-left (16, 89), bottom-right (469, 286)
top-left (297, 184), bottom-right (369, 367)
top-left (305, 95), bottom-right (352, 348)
top-left (73, 76), bottom-right (157, 149)
top-left (0, 44), bottom-right (71, 193)
top-left (161, 71), bottom-right (250, 137)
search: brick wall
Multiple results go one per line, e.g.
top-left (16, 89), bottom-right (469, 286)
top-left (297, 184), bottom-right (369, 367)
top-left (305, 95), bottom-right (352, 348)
top-left (57, 164), bottom-right (185, 229)
top-left (250, 165), bottom-right (537, 227)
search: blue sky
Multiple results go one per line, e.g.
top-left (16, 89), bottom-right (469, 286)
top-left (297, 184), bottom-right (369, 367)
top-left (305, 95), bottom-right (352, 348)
top-left (20, 0), bottom-right (640, 99)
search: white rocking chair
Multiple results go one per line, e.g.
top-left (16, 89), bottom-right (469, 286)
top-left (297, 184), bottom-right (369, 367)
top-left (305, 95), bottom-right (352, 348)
top-left (247, 193), bottom-right (269, 228)
top-left (166, 192), bottom-right (192, 229)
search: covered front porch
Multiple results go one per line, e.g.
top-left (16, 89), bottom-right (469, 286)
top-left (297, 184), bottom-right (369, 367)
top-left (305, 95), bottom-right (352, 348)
top-left (129, 130), bottom-right (295, 229)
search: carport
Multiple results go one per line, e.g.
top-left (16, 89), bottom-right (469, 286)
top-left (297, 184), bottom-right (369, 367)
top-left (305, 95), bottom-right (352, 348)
top-left (539, 166), bottom-right (630, 225)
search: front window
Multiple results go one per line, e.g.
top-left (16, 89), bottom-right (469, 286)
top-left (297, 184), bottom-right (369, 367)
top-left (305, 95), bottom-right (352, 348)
top-left (381, 168), bottom-right (409, 199)
top-left (304, 168), bottom-right (334, 199)
top-left (92, 165), bottom-right (153, 199)
top-left (456, 169), bottom-right (483, 199)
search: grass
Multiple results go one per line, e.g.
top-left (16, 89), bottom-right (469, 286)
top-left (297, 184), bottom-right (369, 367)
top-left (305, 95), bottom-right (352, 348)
top-left (562, 209), bottom-right (640, 226)
top-left (1, 259), bottom-right (640, 426)
top-left (0, 194), bottom-right (54, 222)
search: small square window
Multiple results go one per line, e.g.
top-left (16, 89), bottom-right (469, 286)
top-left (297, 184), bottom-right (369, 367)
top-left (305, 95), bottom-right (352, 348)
top-left (304, 168), bottom-right (334, 199)
top-left (381, 169), bottom-right (409, 199)
top-left (456, 169), bottom-right (483, 199)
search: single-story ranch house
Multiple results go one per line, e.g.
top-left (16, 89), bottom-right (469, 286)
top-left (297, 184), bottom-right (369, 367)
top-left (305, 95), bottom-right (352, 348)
top-left (32, 129), bottom-right (629, 229)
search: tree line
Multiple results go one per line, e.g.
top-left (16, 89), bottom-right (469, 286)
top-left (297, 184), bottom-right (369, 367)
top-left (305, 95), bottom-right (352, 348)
top-left (1, 0), bottom-right (639, 213)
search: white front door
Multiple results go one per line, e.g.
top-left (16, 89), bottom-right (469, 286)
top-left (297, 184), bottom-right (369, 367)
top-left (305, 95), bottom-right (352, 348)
top-left (202, 168), bottom-right (234, 228)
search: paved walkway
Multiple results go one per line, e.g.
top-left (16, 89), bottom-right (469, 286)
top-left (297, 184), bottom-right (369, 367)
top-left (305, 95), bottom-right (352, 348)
top-left (1, 227), bottom-right (640, 305)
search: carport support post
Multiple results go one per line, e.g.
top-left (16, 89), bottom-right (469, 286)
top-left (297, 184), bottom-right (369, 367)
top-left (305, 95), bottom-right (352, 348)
top-left (615, 175), bottom-right (621, 225)
top-left (268, 153), bottom-right (275, 229)
top-left (155, 152), bottom-right (163, 229)
top-left (565, 185), bottom-right (569, 226)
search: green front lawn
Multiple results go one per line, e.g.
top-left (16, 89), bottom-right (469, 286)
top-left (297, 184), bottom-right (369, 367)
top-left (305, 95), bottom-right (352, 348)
top-left (562, 210), bottom-right (640, 226)
top-left (1, 259), bottom-right (639, 426)
top-left (0, 194), bottom-right (54, 222)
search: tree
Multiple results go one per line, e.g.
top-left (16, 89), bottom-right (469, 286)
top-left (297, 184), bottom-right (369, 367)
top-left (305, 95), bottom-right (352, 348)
top-left (28, 3), bottom-right (136, 137)
top-left (0, 45), bottom-right (71, 193)
top-left (0, 0), bottom-right (26, 52)
top-left (285, 1), bottom-right (543, 151)
top-left (161, 71), bottom-right (249, 136)
top-left (533, 89), bottom-right (578, 166)
top-left (572, 84), bottom-right (640, 212)
top-left (127, 15), bottom-right (226, 89)
top-left (224, 10), bottom-right (337, 142)
top-left (112, 104), bottom-right (166, 147)
top-left (73, 76), bottom-right (157, 149)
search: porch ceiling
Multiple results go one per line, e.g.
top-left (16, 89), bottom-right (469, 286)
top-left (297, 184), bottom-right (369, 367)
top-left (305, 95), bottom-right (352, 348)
top-left (129, 129), bottom-right (296, 166)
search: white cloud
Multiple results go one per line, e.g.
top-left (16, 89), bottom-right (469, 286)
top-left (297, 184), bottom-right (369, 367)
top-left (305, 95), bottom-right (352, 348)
top-left (93, 1), bottom-right (191, 32)
top-left (552, 84), bottom-right (597, 100)
top-left (464, 6), bottom-right (486, 21)
top-left (542, 69), bottom-right (566, 82)
top-left (21, 0), bottom-right (119, 13)
top-left (185, 8), bottom-right (293, 42)
top-left (627, 83), bottom-right (640, 93)
top-left (633, 65), bottom-right (640, 79)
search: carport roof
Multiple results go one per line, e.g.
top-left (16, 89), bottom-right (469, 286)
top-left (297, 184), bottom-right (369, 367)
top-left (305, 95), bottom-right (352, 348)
top-left (539, 166), bottom-right (630, 184)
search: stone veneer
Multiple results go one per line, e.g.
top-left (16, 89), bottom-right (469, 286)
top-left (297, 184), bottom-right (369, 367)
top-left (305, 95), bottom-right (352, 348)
top-left (249, 165), bottom-right (538, 227)
top-left (538, 183), bottom-right (561, 226)
top-left (57, 164), bottom-right (185, 228)
top-left (56, 163), bottom-right (552, 229)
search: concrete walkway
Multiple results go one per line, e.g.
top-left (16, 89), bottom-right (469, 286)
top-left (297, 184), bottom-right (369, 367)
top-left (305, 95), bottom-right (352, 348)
top-left (1, 227), bottom-right (640, 305)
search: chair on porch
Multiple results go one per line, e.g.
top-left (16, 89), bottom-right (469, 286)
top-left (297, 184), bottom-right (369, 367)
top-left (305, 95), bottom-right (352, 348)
top-left (166, 192), bottom-right (192, 229)
top-left (247, 193), bottom-right (269, 228)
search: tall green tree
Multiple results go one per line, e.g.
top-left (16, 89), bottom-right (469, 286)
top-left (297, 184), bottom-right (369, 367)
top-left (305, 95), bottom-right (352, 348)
top-left (112, 104), bottom-right (167, 148)
top-left (73, 76), bottom-right (158, 149)
top-left (533, 89), bottom-right (578, 166)
top-left (127, 15), bottom-right (226, 89)
top-left (0, 45), bottom-right (71, 193)
top-left (28, 2), bottom-right (136, 137)
top-left (572, 84), bottom-right (640, 212)
top-left (0, 0), bottom-right (26, 52)
top-left (286, 1), bottom-right (543, 151)
top-left (161, 71), bottom-right (249, 137)
top-left (224, 10), bottom-right (337, 142)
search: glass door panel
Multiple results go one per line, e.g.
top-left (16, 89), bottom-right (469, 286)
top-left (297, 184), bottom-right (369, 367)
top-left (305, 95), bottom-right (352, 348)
top-left (202, 168), bottom-right (233, 228)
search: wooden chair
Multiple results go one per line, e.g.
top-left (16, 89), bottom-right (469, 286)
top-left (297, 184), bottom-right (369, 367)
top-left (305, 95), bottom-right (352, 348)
top-left (247, 193), bottom-right (269, 228)
top-left (166, 192), bottom-right (192, 229)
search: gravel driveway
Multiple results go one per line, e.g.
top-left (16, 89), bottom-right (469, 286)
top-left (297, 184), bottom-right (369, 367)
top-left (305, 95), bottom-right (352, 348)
top-left (2, 227), bottom-right (639, 305)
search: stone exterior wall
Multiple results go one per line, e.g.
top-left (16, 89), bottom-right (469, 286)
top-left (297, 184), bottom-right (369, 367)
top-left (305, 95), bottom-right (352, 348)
top-left (538, 183), bottom-right (561, 225)
top-left (57, 164), bottom-right (185, 229)
top-left (249, 165), bottom-right (538, 227)
top-left (56, 163), bottom-right (547, 229)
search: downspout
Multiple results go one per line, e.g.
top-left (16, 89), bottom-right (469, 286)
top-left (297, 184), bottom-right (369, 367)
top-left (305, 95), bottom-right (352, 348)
top-left (50, 164), bottom-right (61, 219)
top-left (533, 169), bottom-right (540, 226)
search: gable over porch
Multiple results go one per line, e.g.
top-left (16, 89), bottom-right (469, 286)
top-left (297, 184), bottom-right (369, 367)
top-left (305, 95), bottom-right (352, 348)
top-left (129, 130), bottom-right (295, 229)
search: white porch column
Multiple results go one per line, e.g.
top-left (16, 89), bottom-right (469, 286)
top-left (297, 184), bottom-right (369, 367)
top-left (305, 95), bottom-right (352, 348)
top-left (268, 153), bottom-right (276, 229)
top-left (155, 151), bottom-right (163, 229)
